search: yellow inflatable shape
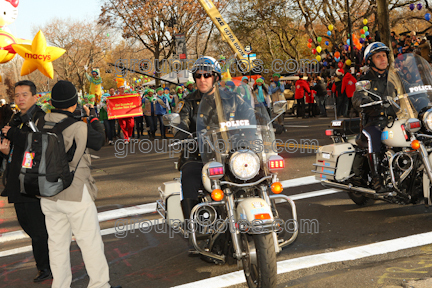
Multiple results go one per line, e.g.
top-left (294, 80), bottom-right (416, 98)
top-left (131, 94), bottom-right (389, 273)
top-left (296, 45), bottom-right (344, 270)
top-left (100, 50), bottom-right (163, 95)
top-left (12, 30), bottom-right (66, 79)
top-left (0, 31), bottom-right (17, 63)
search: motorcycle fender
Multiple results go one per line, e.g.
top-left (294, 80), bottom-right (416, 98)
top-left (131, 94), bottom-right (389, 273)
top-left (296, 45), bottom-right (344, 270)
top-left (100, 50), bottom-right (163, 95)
top-left (422, 153), bottom-right (432, 206)
top-left (236, 198), bottom-right (274, 223)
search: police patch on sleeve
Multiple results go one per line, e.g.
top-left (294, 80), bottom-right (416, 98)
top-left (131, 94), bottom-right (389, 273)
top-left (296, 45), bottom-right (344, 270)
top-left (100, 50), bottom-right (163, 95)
top-left (175, 101), bottom-right (185, 113)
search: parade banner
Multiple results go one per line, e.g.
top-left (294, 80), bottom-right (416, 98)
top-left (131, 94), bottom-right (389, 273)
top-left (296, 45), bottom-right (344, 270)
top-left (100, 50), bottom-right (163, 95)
top-left (107, 93), bottom-right (142, 120)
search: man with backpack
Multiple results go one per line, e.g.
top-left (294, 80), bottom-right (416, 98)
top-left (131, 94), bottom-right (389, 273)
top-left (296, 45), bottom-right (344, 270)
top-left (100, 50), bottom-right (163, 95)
top-left (0, 80), bottom-right (51, 283)
top-left (35, 80), bottom-right (120, 288)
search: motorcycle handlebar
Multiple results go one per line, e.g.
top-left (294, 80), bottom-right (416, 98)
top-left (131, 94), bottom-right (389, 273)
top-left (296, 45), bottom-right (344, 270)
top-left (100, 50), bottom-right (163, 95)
top-left (360, 100), bottom-right (384, 108)
top-left (168, 138), bottom-right (197, 147)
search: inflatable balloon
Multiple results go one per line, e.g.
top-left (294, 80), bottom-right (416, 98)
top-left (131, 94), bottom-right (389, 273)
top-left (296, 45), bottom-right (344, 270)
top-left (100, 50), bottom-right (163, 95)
top-left (0, 0), bottom-right (19, 32)
top-left (0, 30), bottom-right (18, 63)
top-left (325, 41), bottom-right (329, 46)
top-left (363, 26), bottom-right (368, 32)
top-left (417, 3), bottom-right (422, 10)
top-left (12, 30), bottom-right (66, 79)
top-left (312, 48), bottom-right (316, 54)
top-left (328, 24), bottom-right (334, 31)
top-left (360, 29), bottom-right (365, 34)
top-left (365, 31), bottom-right (370, 36)
top-left (140, 75), bottom-right (143, 79)
top-left (334, 51), bottom-right (340, 58)
top-left (338, 62), bottom-right (343, 68)
top-left (327, 31), bottom-right (331, 36)
top-left (317, 37), bottom-right (322, 43)
top-left (360, 38), bottom-right (365, 44)
top-left (346, 59), bottom-right (352, 66)
top-left (356, 43), bottom-right (362, 50)
top-left (335, 57), bottom-right (340, 62)
top-left (363, 19), bottom-right (368, 25)
top-left (323, 61), bottom-right (328, 67)
top-left (308, 38), bottom-right (312, 43)
top-left (347, 39), bottom-right (350, 45)
top-left (361, 34), bottom-right (366, 39)
top-left (316, 46), bottom-right (322, 53)
top-left (409, 3), bottom-right (415, 10)
top-left (344, 45), bottom-right (349, 51)
top-left (316, 55), bottom-right (321, 61)
top-left (426, 13), bottom-right (431, 21)
top-left (307, 42), bottom-right (312, 48)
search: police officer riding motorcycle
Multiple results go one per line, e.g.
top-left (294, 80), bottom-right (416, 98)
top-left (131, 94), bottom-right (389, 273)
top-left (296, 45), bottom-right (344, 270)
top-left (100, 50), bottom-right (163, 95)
top-left (352, 42), bottom-right (396, 193)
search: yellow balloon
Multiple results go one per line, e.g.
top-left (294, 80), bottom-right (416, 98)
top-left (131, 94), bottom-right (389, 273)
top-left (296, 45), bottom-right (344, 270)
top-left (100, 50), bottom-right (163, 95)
top-left (346, 59), bottom-right (352, 66)
top-left (316, 46), bottom-right (322, 53)
top-left (12, 30), bottom-right (66, 79)
top-left (363, 19), bottom-right (368, 25)
top-left (328, 24), bottom-right (334, 31)
top-left (0, 31), bottom-right (17, 63)
top-left (316, 55), bottom-right (321, 61)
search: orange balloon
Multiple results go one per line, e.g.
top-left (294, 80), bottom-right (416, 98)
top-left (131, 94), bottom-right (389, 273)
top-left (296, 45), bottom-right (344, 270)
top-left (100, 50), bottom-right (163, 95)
top-left (307, 42), bottom-right (312, 48)
top-left (360, 29), bottom-right (365, 34)
top-left (334, 51), bottom-right (340, 58)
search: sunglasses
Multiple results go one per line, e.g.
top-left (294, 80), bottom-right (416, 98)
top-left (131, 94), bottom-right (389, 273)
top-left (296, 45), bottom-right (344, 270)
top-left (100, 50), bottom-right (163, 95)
top-left (194, 73), bottom-right (213, 79)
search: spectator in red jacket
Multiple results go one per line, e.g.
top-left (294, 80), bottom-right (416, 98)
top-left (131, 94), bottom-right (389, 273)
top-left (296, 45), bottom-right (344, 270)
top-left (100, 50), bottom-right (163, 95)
top-left (294, 74), bottom-right (310, 118)
top-left (341, 67), bottom-right (357, 117)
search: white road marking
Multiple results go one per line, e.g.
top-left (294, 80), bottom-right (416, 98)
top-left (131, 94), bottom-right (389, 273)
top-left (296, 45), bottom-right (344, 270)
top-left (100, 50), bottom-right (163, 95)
top-left (0, 177), bottom-right (324, 243)
top-left (171, 231), bottom-right (432, 288)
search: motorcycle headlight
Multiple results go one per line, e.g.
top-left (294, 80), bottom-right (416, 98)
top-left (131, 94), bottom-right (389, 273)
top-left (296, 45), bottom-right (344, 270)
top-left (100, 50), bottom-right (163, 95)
top-left (229, 150), bottom-right (260, 180)
top-left (423, 108), bottom-right (432, 132)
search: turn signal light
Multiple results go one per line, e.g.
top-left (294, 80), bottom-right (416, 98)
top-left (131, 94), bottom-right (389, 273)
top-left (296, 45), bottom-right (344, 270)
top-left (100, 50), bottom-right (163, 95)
top-left (325, 129), bottom-right (334, 136)
top-left (254, 213), bottom-right (271, 220)
top-left (271, 182), bottom-right (283, 194)
top-left (411, 140), bottom-right (420, 150)
top-left (211, 189), bottom-right (224, 201)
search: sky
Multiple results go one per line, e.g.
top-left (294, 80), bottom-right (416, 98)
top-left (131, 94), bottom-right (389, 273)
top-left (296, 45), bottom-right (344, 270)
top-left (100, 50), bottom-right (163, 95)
top-left (7, 0), bottom-right (102, 41)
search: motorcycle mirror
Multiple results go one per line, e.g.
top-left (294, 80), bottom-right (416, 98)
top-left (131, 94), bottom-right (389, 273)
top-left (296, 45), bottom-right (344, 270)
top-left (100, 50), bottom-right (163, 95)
top-left (355, 80), bottom-right (371, 92)
top-left (273, 101), bottom-right (288, 115)
top-left (163, 113), bottom-right (181, 127)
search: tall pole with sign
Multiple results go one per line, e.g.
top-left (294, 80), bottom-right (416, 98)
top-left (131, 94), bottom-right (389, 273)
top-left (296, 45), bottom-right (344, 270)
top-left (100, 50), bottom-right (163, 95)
top-left (245, 44), bottom-right (252, 81)
top-left (196, 0), bottom-right (253, 70)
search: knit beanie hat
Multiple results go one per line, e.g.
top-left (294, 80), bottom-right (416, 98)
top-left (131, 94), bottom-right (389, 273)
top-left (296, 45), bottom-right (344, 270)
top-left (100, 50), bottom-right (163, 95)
top-left (155, 87), bottom-right (164, 93)
top-left (242, 76), bottom-right (249, 82)
top-left (256, 78), bottom-right (264, 83)
top-left (51, 80), bottom-right (78, 109)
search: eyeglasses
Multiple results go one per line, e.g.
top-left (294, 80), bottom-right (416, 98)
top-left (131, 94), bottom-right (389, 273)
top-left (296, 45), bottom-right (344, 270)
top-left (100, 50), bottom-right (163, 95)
top-left (194, 73), bottom-right (213, 79)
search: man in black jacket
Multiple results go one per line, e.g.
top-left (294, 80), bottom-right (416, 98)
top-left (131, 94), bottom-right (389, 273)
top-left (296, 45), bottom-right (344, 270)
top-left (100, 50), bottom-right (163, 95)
top-left (0, 80), bottom-right (51, 282)
top-left (312, 76), bottom-right (328, 117)
top-left (352, 42), bottom-right (394, 193)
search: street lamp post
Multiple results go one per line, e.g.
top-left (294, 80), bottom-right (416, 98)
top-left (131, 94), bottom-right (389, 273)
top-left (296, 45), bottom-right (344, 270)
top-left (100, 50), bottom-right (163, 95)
top-left (346, 0), bottom-right (354, 66)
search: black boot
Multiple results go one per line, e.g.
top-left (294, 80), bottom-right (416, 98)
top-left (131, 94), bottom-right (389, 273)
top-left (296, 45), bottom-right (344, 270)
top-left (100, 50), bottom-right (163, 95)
top-left (367, 153), bottom-right (389, 193)
top-left (181, 198), bottom-right (199, 221)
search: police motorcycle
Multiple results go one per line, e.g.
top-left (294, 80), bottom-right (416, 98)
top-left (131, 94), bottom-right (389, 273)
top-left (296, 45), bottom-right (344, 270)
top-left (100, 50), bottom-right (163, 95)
top-left (156, 87), bottom-right (298, 288)
top-left (313, 53), bottom-right (432, 207)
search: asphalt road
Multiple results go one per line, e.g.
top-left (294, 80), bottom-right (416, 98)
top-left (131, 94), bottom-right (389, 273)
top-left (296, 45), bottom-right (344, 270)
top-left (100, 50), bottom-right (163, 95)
top-left (2, 113), bottom-right (432, 288)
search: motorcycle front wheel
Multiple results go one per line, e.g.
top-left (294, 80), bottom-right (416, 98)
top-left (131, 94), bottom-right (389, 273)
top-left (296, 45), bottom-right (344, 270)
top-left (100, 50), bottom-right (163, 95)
top-left (241, 233), bottom-right (277, 288)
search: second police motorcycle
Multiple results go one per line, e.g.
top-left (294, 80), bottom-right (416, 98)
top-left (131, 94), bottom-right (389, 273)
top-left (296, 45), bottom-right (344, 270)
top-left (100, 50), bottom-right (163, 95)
top-left (313, 53), bottom-right (432, 207)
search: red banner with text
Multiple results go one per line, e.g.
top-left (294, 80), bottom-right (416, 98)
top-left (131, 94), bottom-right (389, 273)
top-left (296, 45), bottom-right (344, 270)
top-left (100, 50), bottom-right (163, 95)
top-left (106, 94), bottom-right (142, 120)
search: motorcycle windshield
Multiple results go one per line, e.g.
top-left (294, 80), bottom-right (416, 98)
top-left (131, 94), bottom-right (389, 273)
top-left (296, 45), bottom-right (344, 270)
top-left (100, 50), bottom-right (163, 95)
top-left (391, 53), bottom-right (432, 117)
top-left (196, 86), bottom-right (276, 165)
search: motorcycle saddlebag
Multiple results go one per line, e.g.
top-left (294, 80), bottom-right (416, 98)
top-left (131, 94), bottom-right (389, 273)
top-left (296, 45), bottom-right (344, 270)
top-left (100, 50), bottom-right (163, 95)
top-left (158, 180), bottom-right (184, 222)
top-left (313, 143), bottom-right (355, 181)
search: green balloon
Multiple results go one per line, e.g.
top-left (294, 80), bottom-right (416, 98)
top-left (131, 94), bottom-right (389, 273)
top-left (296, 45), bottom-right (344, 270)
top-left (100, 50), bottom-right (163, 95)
top-left (317, 37), bottom-right (322, 43)
top-left (363, 26), bottom-right (368, 32)
top-left (361, 34), bottom-right (366, 39)
top-left (140, 75), bottom-right (143, 79)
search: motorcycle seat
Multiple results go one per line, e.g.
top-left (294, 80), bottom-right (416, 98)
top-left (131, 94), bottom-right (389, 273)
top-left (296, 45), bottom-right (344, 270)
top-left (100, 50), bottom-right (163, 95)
top-left (331, 118), bottom-right (361, 135)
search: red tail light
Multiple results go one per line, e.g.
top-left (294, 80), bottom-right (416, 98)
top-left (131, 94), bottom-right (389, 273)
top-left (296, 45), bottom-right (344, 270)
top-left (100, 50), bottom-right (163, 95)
top-left (268, 155), bottom-right (285, 171)
top-left (325, 129), bottom-right (333, 136)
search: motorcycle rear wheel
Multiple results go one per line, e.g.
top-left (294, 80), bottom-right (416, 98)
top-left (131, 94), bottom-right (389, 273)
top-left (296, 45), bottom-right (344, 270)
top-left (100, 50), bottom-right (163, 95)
top-left (242, 233), bottom-right (277, 288)
top-left (348, 192), bottom-right (375, 206)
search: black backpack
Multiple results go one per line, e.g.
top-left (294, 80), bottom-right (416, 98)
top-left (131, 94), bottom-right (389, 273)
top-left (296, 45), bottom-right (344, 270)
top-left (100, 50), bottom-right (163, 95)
top-left (19, 117), bottom-right (80, 197)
